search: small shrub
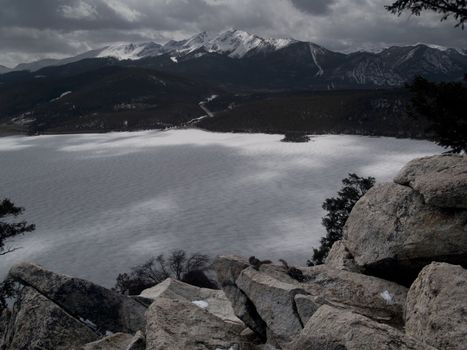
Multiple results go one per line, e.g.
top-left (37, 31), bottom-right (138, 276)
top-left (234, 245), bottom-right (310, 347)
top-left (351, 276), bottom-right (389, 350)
top-left (114, 250), bottom-right (217, 295)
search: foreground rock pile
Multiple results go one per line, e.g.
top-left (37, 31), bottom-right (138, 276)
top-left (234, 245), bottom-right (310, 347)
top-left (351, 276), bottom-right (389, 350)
top-left (0, 154), bottom-right (465, 349)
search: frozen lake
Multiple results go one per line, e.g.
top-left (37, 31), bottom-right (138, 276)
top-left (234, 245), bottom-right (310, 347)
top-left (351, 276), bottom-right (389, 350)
top-left (0, 130), bottom-right (442, 287)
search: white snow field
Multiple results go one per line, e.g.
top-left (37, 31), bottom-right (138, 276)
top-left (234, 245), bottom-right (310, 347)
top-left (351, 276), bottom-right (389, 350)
top-left (0, 130), bottom-right (442, 286)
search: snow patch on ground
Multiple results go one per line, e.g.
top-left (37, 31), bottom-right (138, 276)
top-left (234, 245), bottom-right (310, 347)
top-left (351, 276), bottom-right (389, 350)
top-left (206, 94), bottom-right (218, 102)
top-left (192, 300), bottom-right (209, 309)
top-left (50, 91), bottom-right (72, 102)
top-left (380, 290), bottom-right (394, 305)
top-left (310, 44), bottom-right (324, 77)
top-left (170, 56), bottom-right (178, 63)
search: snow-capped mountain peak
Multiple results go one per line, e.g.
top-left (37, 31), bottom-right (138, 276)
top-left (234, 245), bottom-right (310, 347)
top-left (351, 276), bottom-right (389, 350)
top-left (97, 42), bottom-right (162, 60)
top-left (203, 29), bottom-right (296, 58)
top-left (95, 29), bottom-right (298, 61)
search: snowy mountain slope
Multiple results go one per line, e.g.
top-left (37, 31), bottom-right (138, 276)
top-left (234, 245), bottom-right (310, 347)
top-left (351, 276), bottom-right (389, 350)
top-left (155, 29), bottom-right (296, 58)
top-left (97, 42), bottom-right (163, 60)
top-left (7, 29), bottom-right (297, 72)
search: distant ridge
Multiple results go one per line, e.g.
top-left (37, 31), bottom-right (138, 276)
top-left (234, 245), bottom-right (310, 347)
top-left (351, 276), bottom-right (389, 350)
top-left (9, 29), bottom-right (465, 75)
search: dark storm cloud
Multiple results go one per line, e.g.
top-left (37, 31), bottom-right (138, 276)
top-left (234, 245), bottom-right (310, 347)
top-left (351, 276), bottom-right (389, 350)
top-left (0, 0), bottom-right (465, 67)
top-left (289, 0), bottom-right (337, 15)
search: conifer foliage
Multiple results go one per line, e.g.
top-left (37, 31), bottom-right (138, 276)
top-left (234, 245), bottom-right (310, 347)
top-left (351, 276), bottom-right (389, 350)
top-left (308, 174), bottom-right (375, 266)
top-left (386, 0), bottom-right (467, 28)
top-left (0, 198), bottom-right (35, 256)
top-left (407, 75), bottom-right (467, 153)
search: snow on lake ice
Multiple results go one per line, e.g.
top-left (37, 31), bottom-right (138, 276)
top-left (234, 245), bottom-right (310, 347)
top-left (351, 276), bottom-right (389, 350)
top-left (0, 129), bottom-right (442, 286)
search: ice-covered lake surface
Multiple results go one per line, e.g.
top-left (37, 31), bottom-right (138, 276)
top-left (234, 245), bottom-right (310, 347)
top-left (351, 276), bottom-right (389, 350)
top-left (0, 129), bottom-right (442, 287)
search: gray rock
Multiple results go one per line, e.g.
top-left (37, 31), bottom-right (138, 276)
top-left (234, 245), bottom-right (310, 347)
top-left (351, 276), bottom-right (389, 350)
top-left (218, 258), bottom-right (408, 346)
top-left (9, 263), bottom-right (146, 334)
top-left (214, 255), bottom-right (251, 286)
top-left (343, 183), bottom-right (467, 285)
top-left (140, 278), bottom-right (242, 325)
top-left (252, 263), bottom-right (406, 327)
top-left (214, 256), bottom-right (267, 339)
top-left (236, 267), bottom-right (306, 346)
top-left (299, 264), bottom-right (408, 326)
top-left (145, 296), bottom-right (247, 350)
top-left (294, 294), bottom-right (320, 325)
top-left (325, 240), bottom-right (360, 272)
top-left (394, 154), bottom-right (467, 209)
top-left (3, 286), bottom-right (98, 350)
top-left (405, 262), bottom-right (467, 350)
top-left (288, 305), bottom-right (437, 350)
top-left (82, 333), bottom-right (133, 350)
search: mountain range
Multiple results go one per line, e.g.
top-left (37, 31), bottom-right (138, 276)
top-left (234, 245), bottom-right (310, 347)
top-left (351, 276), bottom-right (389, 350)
top-left (0, 29), bottom-right (465, 136)
top-left (2, 29), bottom-right (467, 89)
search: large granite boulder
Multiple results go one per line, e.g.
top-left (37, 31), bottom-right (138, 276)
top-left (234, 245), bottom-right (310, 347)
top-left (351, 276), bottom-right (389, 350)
top-left (140, 278), bottom-right (242, 325)
top-left (8, 263), bottom-right (146, 334)
top-left (236, 267), bottom-right (307, 346)
top-left (2, 286), bottom-right (98, 350)
top-left (299, 264), bottom-right (407, 326)
top-left (343, 182), bottom-right (467, 285)
top-left (394, 154), bottom-right (467, 209)
top-left (145, 296), bottom-right (248, 350)
top-left (288, 305), bottom-right (436, 350)
top-left (213, 256), bottom-right (268, 340)
top-left (405, 262), bottom-right (467, 350)
top-left (216, 257), bottom-right (408, 347)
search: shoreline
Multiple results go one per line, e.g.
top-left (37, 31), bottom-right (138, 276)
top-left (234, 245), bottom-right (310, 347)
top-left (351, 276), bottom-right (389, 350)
top-left (0, 125), bottom-right (434, 143)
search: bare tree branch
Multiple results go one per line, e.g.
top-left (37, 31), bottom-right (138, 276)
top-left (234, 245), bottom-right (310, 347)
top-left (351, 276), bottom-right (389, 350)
top-left (386, 0), bottom-right (467, 28)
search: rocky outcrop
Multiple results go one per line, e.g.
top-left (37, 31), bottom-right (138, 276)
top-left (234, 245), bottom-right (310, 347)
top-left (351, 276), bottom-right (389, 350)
top-left (2, 286), bottom-right (98, 350)
top-left (145, 296), bottom-right (246, 350)
top-left (140, 277), bottom-right (242, 325)
top-left (215, 256), bottom-right (408, 347)
top-left (405, 262), bottom-right (467, 350)
top-left (343, 182), bottom-right (467, 285)
top-left (288, 305), bottom-right (436, 350)
top-left (9, 262), bottom-right (146, 334)
top-left (394, 154), bottom-right (467, 209)
top-left (300, 265), bottom-right (408, 326)
top-left (213, 256), bottom-right (268, 339)
top-left (236, 267), bottom-right (306, 346)
top-left (2, 155), bottom-right (465, 350)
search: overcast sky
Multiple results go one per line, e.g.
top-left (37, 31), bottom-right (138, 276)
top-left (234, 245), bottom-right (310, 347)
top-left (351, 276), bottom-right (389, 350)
top-left (0, 0), bottom-right (465, 67)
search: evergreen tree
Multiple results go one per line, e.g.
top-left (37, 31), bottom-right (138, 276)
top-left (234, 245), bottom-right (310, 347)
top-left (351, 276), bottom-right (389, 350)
top-left (0, 198), bottom-right (35, 309)
top-left (387, 1), bottom-right (467, 153)
top-left (0, 198), bottom-right (35, 256)
top-left (308, 174), bottom-right (375, 266)
top-left (407, 75), bottom-right (467, 153)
